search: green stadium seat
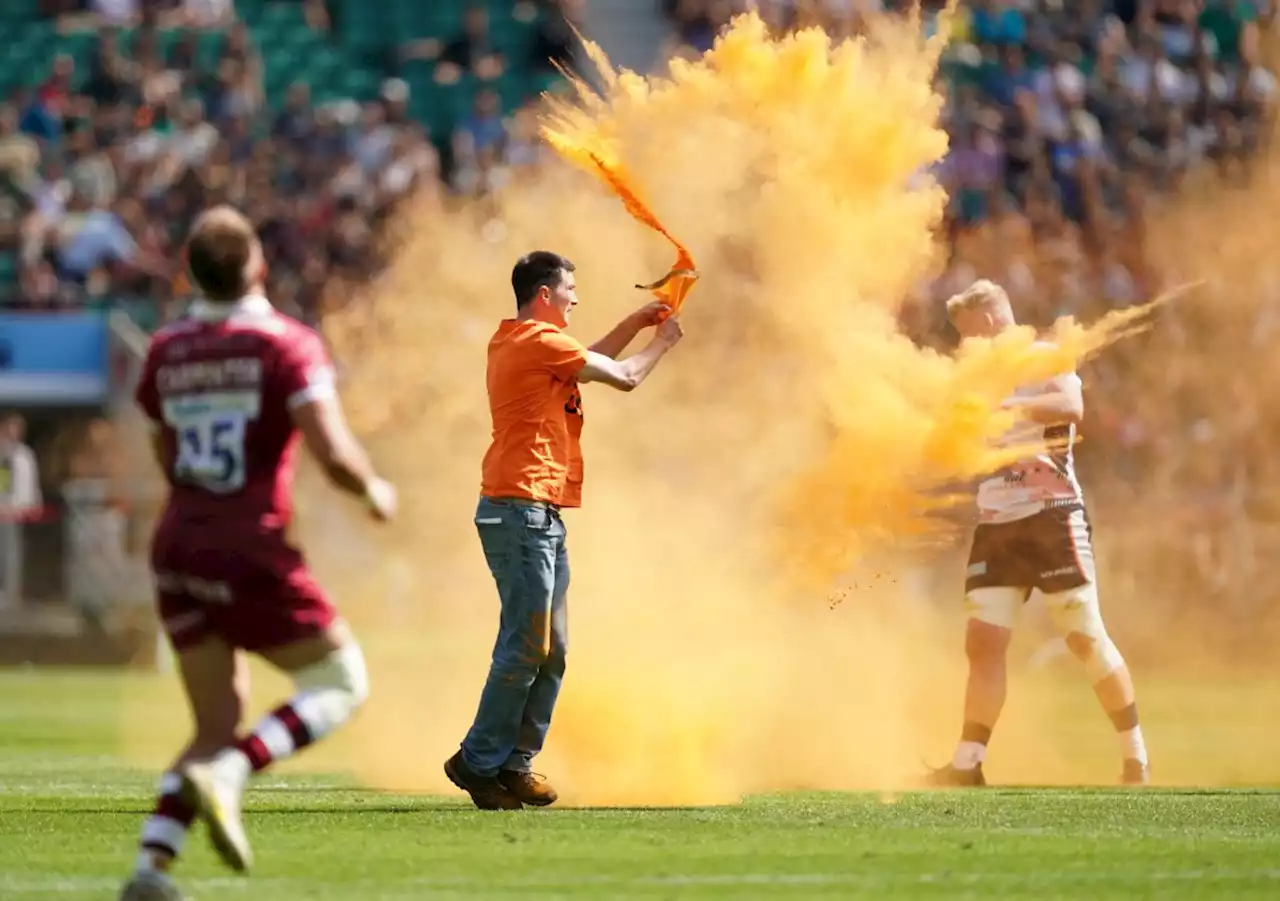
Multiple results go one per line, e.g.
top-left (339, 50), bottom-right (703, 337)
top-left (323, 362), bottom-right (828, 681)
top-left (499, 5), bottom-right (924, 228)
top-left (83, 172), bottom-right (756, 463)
top-left (157, 28), bottom-right (182, 58)
top-left (57, 30), bottom-right (100, 73)
top-left (424, 5), bottom-right (465, 35)
top-left (301, 49), bottom-right (343, 87)
top-left (0, 254), bottom-right (17, 291)
top-left (337, 69), bottom-right (383, 102)
top-left (194, 29), bottom-right (226, 68)
top-left (0, 0), bottom-right (38, 23)
top-left (494, 74), bottom-right (534, 113)
top-left (235, 0), bottom-right (268, 21)
top-left (336, 11), bottom-right (385, 52)
top-left (386, 5), bottom-right (436, 40)
top-left (113, 296), bottom-right (161, 332)
top-left (259, 1), bottom-right (306, 29)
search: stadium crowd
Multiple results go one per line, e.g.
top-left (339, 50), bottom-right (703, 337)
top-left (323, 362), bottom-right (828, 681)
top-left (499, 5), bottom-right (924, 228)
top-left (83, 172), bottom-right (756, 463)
top-left (0, 0), bottom-right (578, 327)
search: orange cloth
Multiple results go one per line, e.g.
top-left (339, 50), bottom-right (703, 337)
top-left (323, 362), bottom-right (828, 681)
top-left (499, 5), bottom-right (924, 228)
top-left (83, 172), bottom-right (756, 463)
top-left (480, 319), bottom-right (590, 507)
top-left (540, 88), bottom-right (699, 312)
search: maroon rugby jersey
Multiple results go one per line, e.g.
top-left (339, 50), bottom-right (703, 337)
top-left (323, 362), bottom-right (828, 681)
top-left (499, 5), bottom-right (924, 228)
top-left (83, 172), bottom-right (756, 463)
top-left (134, 295), bottom-right (335, 533)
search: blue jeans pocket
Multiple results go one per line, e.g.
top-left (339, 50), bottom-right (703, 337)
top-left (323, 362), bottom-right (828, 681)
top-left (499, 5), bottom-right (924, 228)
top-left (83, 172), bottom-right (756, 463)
top-left (516, 503), bottom-right (553, 532)
top-left (475, 499), bottom-right (513, 582)
top-left (475, 499), bottom-right (558, 585)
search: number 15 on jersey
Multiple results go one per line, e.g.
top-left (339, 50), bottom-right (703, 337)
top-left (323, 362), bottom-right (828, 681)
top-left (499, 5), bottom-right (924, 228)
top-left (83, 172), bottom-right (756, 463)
top-left (163, 392), bottom-right (261, 494)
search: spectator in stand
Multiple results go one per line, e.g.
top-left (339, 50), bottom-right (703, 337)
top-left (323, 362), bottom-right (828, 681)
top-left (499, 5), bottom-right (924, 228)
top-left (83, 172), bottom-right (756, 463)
top-left (0, 106), bottom-right (41, 198)
top-left (403, 4), bottom-right (506, 86)
top-left (274, 82), bottom-right (316, 147)
top-left (529, 0), bottom-right (584, 73)
top-left (86, 0), bottom-right (142, 26)
top-left (180, 0), bottom-right (235, 29)
top-left (0, 414), bottom-right (41, 610)
top-left (503, 102), bottom-right (553, 175)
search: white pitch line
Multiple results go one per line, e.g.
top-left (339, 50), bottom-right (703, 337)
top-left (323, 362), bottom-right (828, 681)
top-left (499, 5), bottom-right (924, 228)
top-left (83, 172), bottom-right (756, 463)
top-left (6, 869), bottom-right (1278, 896)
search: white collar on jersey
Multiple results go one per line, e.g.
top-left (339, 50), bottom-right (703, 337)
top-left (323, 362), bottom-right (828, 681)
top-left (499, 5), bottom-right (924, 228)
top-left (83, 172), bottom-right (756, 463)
top-left (187, 294), bottom-right (273, 321)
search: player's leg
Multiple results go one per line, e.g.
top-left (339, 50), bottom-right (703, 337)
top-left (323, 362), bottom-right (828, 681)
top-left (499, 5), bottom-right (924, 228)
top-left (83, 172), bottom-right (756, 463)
top-left (448, 498), bottom-right (561, 810)
top-left (930, 520), bottom-right (1026, 787)
top-left (121, 631), bottom-right (247, 901)
top-left (1042, 583), bottom-right (1149, 783)
top-left (928, 588), bottom-right (1022, 786)
top-left (1037, 508), bottom-right (1148, 784)
top-left (498, 523), bottom-right (570, 806)
top-left (183, 619), bottom-right (369, 873)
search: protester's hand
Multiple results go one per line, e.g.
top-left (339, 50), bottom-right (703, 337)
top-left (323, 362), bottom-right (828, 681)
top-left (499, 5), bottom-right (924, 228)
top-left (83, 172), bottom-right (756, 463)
top-left (656, 315), bottom-right (684, 347)
top-left (631, 301), bottom-right (673, 327)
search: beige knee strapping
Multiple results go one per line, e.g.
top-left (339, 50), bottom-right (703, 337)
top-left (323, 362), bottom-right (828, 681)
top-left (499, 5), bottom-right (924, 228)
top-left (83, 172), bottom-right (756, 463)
top-left (964, 586), bottom-right (1024, 630)
top-left (290, 642), bottom-right (370, 739)
top-left (1041, 583), bottom-right (1125, 681)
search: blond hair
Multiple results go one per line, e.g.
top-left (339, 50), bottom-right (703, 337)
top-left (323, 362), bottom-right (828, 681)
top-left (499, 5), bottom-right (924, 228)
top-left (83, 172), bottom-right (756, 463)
top-left (945, 279), bottom-right (1012, 322)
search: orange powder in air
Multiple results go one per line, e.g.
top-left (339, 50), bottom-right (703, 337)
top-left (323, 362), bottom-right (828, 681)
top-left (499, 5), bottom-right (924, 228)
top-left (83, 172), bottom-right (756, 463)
top-left (542, 54), bottom-right (700, 313)
top-left (119, 12), bottom-right (1234, 805)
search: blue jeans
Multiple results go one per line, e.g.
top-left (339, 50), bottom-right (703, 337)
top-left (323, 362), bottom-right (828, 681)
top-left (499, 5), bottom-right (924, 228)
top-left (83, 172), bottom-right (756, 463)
top-left (460, 497), bottom-right (570, 776)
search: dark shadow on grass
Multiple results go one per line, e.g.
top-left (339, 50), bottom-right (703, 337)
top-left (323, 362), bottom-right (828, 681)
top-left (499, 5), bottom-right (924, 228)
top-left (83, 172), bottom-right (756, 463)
top-left (246, 785), bottom-right (727, 812)
top-left (13, 805), bottom-right (480, 815)
top-left (251, 806), bottom-right (481, 814)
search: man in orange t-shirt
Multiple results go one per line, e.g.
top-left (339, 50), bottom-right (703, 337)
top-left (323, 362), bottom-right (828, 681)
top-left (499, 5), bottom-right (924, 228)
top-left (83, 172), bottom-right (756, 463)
top-left (445, 251), bottom-right (684, 810)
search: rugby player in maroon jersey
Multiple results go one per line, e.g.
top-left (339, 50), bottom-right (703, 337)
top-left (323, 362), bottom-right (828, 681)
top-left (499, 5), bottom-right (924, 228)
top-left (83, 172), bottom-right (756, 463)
top-left (119, 207), bottom-right (397, 901)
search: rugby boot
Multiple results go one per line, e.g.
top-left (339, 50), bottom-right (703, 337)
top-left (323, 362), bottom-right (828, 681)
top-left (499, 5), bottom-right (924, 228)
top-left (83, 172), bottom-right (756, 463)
top-left (925, 762), bottom-right (987, 787)
top-left (118, 869), bottom-right (187, 901)
top-left (1121, 758), bottom-right (1150, 786)
top-left (181, 761), bottom-right (254, 873)
top-left (445, 751), bottom-right (524, 810)
top-left (499, 770), bottom-right (559, 807)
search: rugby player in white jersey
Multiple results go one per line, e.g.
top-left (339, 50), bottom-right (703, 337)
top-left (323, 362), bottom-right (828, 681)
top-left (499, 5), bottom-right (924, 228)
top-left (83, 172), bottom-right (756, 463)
top-left (928, 280), bottom-right (1150, 787)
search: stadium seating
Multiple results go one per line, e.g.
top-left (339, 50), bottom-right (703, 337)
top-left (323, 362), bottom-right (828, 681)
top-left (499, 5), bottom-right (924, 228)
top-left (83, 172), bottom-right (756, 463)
top-left (1, 1), bottom-right (554, 131)
top-left (0, 1), bottom-right (565, 304)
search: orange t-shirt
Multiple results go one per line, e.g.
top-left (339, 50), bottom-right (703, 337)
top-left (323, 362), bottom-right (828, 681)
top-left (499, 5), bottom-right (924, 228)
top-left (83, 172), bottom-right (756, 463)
top-left (480, 319), bottom-right (590, 507)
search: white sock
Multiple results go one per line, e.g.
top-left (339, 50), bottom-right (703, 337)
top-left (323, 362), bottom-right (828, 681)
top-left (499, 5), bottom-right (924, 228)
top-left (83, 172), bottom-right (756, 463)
top-left (136, 772), bottom-right (193, 871)
top-left (952, 741), bottom-right (987, 771)
top-left (135, 850), bottom-right (161, 874)
top-left (1118, 726), bottom-right (1148, 765)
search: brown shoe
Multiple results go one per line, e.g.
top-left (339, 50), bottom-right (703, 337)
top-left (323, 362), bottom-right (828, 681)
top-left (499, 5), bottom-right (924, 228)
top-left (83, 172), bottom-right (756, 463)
top-left (498, 770), bottom-right (559, 807)
top-left (924, 763), bottom-right (986, 788)
top-left (444, 751), bottom-right (523, 810)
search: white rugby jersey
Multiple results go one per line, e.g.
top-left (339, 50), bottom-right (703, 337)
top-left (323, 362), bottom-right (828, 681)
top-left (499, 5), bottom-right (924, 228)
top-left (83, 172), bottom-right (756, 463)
top-left (975, 368), bottom-right (1086, 525)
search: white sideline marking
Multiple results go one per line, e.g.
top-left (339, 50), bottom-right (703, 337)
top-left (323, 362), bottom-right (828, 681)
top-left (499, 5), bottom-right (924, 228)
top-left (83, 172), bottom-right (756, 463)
top-left (0, 876), bottom-right (262, 894)
top-left (6, 870), bottom-right (1279, 895)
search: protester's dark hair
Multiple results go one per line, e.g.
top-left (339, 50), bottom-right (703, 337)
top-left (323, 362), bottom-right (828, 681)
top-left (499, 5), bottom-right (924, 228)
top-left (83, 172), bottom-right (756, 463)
top-left (512, 251), bottom-right (574, 310)
top-left (186, 205), bottom-right (256, 302)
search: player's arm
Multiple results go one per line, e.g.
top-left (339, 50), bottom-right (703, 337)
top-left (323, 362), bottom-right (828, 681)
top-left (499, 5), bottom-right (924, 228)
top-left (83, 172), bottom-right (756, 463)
top-left (148, 427), bottom-right (167, 472)
top-left (587, 302), bottom-right (671, 359)
top-left (291, 396), bottom-right (394, 519)
top-left (578, 316), bottom-right (684, 392)
top-left (1002, 373), bottom-right (1084, 426)
top-left (283, 334), bottom-right (396, 521)
top-left (134, 339), bottom-right (172, 475)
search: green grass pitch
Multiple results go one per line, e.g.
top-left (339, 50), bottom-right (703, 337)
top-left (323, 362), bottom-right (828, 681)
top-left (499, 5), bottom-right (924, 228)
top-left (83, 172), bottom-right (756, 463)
top-left (1, 670), bottom-right (1278, 900)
